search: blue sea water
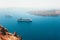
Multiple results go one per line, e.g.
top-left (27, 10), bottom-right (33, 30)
top-left (0, 9), bottom-right (60, 40)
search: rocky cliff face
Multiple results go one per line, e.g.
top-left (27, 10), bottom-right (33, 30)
top-left (0, 25), bottom-right (22, 40)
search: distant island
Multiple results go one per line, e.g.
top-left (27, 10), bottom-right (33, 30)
top-left (29, 10), bottom-right (60, 16)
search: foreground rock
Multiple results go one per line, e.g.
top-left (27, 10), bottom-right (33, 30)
top-left (0, 25), bottom-right (22, 40)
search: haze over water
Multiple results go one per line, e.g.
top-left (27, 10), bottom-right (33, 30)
top-left (0, 8), bottom-right (60, 40)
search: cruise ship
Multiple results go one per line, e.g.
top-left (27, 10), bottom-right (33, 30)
top-left (17, 18), bottom-right (32, 22)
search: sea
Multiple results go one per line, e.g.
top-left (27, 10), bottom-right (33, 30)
top-left (0, 8), bottom-right (60, 40)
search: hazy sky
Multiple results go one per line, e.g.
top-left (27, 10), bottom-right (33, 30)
top-left (0, 0), bottom-right (60, 9)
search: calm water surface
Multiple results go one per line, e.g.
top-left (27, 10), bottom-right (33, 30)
top-left (0, 9), bottom-right (60, 40)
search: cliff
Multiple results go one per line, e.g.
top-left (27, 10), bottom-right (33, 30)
top-left (0, 25), bottom-right (22, 40)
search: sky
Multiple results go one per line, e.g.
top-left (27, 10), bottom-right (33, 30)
top-left (0, 0), bottom-right (60, 9)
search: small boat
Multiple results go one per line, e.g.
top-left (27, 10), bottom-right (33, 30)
top-left (17, 18), bottom-right (32, 22)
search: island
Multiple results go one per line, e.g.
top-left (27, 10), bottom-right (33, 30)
top-left (5, 14), bottom-right (12, 18)
top-left (0, 25), bottom-right (22, 40)
top-left (29, 10), bottom-right (60, 16)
